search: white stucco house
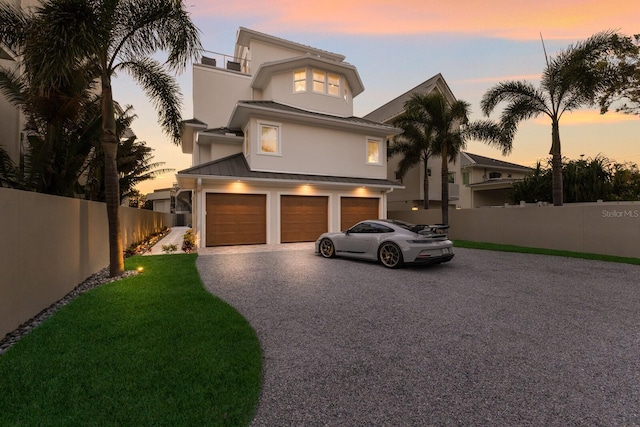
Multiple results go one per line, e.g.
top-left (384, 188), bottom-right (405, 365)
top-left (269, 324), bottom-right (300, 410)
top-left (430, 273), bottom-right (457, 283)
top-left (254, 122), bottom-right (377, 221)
top-left (364, 74), bottom-right (530, 210)
top-left (177, 27), bottom-right (403, 248)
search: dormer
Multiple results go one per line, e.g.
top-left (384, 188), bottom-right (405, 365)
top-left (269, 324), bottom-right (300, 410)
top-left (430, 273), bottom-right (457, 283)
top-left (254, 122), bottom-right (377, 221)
top-left (251, 54), bottom-right (364, 116)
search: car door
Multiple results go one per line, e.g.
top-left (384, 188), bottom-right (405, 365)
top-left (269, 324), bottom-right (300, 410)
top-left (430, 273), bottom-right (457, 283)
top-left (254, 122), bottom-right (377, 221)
top-left (337, 222), bottom-right (376, 254)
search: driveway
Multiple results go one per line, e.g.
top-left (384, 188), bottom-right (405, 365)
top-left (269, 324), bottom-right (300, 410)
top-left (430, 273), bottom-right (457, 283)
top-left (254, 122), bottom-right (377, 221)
top-left (196, 246), bottom-right (640, 426)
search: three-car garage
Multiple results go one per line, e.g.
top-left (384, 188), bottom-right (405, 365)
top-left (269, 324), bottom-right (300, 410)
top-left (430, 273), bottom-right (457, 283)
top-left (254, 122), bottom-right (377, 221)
top-left (205, 193), bottom-right (381, 247)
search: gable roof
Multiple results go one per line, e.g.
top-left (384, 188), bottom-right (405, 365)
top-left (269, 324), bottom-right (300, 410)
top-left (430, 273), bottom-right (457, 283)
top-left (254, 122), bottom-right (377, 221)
top-left (461, 152), bottom-right (532, 172)
top-left (363, 73), bottom-right (457, 124)
top-left (177, 153), bottom-right (403, 189)
top-left (228, 100), bottom-right (402, 136)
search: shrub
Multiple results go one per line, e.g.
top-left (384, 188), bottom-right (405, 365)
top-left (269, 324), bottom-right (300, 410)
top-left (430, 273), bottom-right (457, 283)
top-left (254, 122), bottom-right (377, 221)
top-left (182, 229), bottom-right (196, 253)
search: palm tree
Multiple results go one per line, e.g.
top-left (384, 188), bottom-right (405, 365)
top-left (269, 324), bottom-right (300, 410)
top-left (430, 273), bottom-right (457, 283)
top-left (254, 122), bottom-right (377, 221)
top-left (390, 97), bottom-right (437, 209)
top-left (391, 92), bottom-right (510, 224)
top-left (17, 0), bottom-right (201, 276)
top-left (481, 31), bottom-right (626, 206)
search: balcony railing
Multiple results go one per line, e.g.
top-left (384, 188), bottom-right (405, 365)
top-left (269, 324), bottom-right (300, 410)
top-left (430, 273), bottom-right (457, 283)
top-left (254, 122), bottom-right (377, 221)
top-left (200, 50), bottom-right (249, 73)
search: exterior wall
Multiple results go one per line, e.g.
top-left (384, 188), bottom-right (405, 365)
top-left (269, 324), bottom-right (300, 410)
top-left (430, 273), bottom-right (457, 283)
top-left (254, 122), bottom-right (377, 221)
top-left (194, 180), bottom-right (386, 247)
top-left (388, 156), bottom-right (461, 209)
top-left (193, 65), bottom-right (252, 128)
top-left (389, 202), bottom-right (640, 259)
top-left (198, 140), bottom-right (242, 164)
top-left (245, 118), bottom-right (388, 179)
top-left (262, 70), bottom-right (353, 117)
top-left (0, 188), bottom-right (172, 339)
top-left (248, 40), bottom-right (315, 73)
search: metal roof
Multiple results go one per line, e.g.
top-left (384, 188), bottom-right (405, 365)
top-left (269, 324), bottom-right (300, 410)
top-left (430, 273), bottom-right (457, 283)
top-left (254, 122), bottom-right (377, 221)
top-left (178, 153), bottom-right (403, 188)
top-left (461, 152), bottom-right (532, 171)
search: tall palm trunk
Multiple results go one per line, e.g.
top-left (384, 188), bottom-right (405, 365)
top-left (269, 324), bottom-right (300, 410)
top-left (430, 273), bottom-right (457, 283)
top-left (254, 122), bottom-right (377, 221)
top-left (101, 72), bottom-right (124, 276)
top-left (422, 158), bottom-right (430, 209)
top-left (550, 120), bottom-right (563, 206)
top-left (440, 146), bottom-right (449, 225)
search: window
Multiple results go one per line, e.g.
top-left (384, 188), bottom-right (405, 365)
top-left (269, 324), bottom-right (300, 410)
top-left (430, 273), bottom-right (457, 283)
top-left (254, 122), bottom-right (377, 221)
top-left (294, 69), bottom-right (306, 92)
top-left (394, 171), bottom-right (403, 183)
top-left (259, 123), bottom-right (280, 155)
top-left (343, 79), bottom-right (349, 101)
top-left (244, 127), bottom-right (249, 156)
top-left (328, 73), bottom-right (340, 96)
top-left (427, 168), bottom-right (432, 177)
top-left (448, 172), bottom-right (455, 184)
top-left (367, 139), bottom-right (381, 164)
top-left (462, 172), bottom-right (469, 185)
top-left (313, 69), bottom-right (325, 93)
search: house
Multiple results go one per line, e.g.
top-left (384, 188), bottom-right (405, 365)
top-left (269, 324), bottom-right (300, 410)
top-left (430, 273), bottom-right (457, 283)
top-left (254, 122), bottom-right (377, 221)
top-left (364, 74), bottom-right (530, 210)
top-left (459, 152), bottom-right (531, 208)
top-left (177, 27), bottom-right (403, 248)
top-left (145, 186), bottom-right (193, 226)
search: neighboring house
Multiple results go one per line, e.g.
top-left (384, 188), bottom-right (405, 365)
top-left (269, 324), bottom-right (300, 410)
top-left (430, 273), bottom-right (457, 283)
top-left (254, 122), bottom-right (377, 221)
top-left (364, 74), bottom-right (531, 210)
top-left (363, 74), bottom-right (463, 211)
top-left (177, 27), bottom-right (403, 247)
top-left (459, 152), bottom-right (531, 208)
top-left (146, 187), bottom-right (192, 226)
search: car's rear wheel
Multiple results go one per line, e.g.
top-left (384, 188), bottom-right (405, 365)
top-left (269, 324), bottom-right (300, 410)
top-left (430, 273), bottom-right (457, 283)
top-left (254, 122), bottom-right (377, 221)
top-left (319, 238), bottom-right (335, 258)
top-left (378, 242), bottom-right (403, 268)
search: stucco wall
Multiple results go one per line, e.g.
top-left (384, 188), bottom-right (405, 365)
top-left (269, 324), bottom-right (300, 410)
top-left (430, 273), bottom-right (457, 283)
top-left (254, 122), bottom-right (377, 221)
top-left (245, 118), bottom-right (389, 179)
top-left (389, 202), bottom-right (640, 259)
top-left (0, 188), bottom-right (172, 340)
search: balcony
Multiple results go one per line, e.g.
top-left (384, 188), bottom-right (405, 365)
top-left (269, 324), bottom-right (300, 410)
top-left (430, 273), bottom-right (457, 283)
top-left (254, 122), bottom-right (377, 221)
top-left (200, 51), bottom-right (249, 73)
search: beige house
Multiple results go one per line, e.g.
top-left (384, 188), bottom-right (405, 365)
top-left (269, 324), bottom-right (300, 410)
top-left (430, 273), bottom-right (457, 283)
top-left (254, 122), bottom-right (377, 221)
top-left (364, 74), bottom-right (530, 210)
top-left (177, 27), bottom-right (403, 248)
top-left (459, 152), bottom-right (531, 208)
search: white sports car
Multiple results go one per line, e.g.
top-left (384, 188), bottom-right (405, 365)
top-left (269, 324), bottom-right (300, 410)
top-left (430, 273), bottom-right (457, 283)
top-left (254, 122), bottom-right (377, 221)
top-left (315, 219), bottom-right (454, 268)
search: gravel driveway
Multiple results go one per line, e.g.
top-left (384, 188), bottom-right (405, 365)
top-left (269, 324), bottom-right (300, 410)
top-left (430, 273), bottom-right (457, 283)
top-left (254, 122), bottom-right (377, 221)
top-left (196, 246), bottom-right (640, 426)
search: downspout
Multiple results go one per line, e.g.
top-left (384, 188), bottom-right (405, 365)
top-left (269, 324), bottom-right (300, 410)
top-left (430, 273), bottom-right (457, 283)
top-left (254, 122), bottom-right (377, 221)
top-left (196, 178), bottom-right (203, 248)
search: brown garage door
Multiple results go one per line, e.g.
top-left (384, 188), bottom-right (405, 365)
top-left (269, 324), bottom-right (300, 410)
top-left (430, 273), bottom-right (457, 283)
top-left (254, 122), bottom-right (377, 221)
top-left (206, 193), bottom-right (266, 246)
top-left (340, 197), bottom-right (379, 230)
top-left (281, 195), bottom-right (328, 243)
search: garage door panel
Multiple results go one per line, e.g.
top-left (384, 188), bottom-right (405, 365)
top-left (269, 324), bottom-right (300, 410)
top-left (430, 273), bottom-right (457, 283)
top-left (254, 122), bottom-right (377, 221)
top-left (206, 193), bottom-right (266, 246)
top-left (281, 196), bottom-right (328, 243)
top-left (341, 197), bottom-right (379, 231)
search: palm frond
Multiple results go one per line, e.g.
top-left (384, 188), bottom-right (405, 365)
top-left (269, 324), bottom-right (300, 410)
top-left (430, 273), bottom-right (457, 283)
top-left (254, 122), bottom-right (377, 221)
top-left (120, 58), bottom-right (183, 144)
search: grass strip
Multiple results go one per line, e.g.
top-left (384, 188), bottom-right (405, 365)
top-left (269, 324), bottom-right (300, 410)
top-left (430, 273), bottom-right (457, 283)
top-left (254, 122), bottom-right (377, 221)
top-left (0, 254), bottom-right (261, 426)
top-left (453, 240), bottom-right (640, 265)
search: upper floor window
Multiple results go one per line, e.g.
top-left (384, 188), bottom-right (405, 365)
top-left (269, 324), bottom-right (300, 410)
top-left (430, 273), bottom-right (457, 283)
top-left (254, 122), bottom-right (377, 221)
top-left (343, 79), bottom-right (349, 101)
top-left (294, 69), bottom-right (306, 92)
top-left (313, 70), bottom-right (326, 93)
top-left (448, 172), bottom-right (456, 183)
top-left (366, 139), bottom-right (381, 165)
top-left (328, 73), bottom-right (340, 96)
top-left (259, 122), bottom-right (281, 155)
top-left (462, 171), bottom-right (469, 185)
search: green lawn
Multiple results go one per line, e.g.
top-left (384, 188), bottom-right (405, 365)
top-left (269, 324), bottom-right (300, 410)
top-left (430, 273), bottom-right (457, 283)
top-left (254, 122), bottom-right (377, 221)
top-left (454, 240), bottom-right (640, 265)
top-left (0, 254), bottom-right (261, 426)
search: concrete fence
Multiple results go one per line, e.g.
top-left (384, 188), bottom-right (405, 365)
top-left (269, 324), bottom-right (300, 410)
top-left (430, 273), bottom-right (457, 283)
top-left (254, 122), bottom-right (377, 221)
top-left (0, 188), bottom-right (173, 339)
top-left (389, 202), bottom-right (640, 259)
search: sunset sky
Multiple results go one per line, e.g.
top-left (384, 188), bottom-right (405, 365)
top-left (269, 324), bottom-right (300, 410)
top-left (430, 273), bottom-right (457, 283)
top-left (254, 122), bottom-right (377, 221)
top-left (119, 0), bottom-right (640, 195)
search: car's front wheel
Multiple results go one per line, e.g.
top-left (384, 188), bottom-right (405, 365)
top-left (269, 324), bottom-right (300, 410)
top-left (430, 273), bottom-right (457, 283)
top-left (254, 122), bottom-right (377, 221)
top-left (378, 242), bottom-right (403, 268)
top-left (319, 238), bottom-right (336, 258)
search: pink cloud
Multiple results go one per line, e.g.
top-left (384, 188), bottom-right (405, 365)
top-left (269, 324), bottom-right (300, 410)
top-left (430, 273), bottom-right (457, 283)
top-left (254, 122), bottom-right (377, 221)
top-left (187, 0), bottom-right (639, 40)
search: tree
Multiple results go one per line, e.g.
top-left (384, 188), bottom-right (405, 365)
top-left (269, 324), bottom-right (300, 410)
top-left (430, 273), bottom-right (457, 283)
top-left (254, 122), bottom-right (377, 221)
top-left (18, 0), bottom-right (201, 276)
top-left (509, 155), bottom-right (640, 203)
top-left (83, 107), bottom-right (173, 204)
top-left (391, 92), bottom-right (511, 224)
top-left (481, 31), bottom-right (635, 207)
top-left (599, 34), bottom-right (640, 115)
top-left (0, 3), bottom-right (102, 196)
